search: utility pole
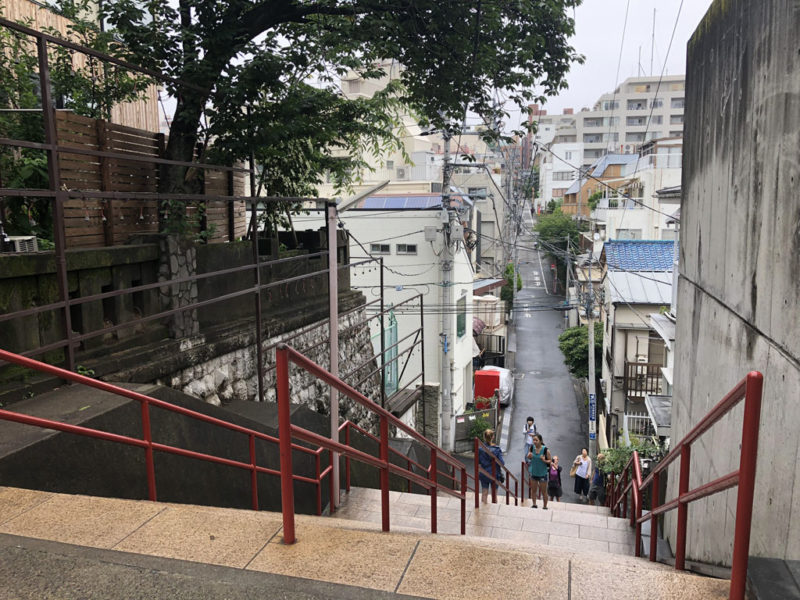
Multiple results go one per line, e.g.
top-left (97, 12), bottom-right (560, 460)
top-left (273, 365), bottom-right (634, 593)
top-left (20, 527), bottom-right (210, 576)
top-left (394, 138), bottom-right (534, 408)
top-left (586, 248), bottom-right (597, 457)
top-left (439, 131), bottom-right (454, 451)
top-left (564, 234), bottom-right (570, 330)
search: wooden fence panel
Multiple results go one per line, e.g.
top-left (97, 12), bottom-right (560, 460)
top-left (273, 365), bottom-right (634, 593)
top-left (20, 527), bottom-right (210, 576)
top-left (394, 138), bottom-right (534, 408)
top-left (55, 112), bottom-right (246, 247)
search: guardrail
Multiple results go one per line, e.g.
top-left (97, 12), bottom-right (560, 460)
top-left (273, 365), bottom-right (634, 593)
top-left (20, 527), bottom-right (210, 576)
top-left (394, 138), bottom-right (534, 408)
top-left (607, 371), bottom-right (763, 600)
top-left (276, 344), bottom-right (473, 543)
top-left (0, 347), bottom-right (333, 513)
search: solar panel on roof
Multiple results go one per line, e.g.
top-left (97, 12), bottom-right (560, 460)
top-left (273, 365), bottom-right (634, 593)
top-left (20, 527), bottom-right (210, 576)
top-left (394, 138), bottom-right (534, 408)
top-left (385, 197), bottom-right (405, 209)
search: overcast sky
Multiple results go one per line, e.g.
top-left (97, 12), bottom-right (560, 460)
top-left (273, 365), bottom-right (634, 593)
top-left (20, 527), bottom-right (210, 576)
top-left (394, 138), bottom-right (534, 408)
top-left (533, 0), bottom-right (714, 115)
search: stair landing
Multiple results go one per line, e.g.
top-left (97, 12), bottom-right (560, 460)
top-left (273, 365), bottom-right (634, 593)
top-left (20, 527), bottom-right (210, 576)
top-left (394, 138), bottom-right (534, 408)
top-left (0, 486), bottom-right (728, 599)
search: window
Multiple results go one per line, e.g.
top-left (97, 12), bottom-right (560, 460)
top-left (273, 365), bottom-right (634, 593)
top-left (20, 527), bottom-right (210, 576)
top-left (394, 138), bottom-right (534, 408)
top-left (650, 115), bottom-right (663, 125)
top-left (627, 132), bottom-right (645, 142)
top-left (604, 116), bottom-right (620, 126)
top-left (670, 114), bottom-right (684, 125)
top-left (616, 229), bottom-right (642, 240)
top-left (670, 82), bottom-right (685, 92)
top-left (370, 243), bottom-right (390, 254)
top-left (456, 297), bottom-right (467, 338)
top-left (553, 171), bottom-right (574, 181)
top-left (565, 151), bottom-right (573, 160)
top-left (602, 100), bottom-right (619, 111)
top-left (386, 160), bottom-right (394, 169)
top-left (650, 98), bottom-right (663, 109)
top-left (669, 131), bottom-right (683, 138)
top-left (670, 98), bottom-right (685, 109)
top-left (627, 99), bottom-right (647, 111)
top-left (396, 244), bottom-right (417, 255)
top-left (626, 116), bottom-right (647, 126)
top-left (347, 79), bottom-right (362, 94)
top-left (602, 132), bottom-right (619, 142)
top-left (552, 188), bottom-right (567, 198)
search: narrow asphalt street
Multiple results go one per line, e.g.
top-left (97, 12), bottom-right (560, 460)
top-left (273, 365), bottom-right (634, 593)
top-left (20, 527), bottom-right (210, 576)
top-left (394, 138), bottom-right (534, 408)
top-left (501, 223), bottom-right (588, 505)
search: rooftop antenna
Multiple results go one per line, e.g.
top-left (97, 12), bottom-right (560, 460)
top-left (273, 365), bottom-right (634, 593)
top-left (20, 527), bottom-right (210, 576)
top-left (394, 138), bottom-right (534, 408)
top-left (650, 8), bottom-right (656, 77)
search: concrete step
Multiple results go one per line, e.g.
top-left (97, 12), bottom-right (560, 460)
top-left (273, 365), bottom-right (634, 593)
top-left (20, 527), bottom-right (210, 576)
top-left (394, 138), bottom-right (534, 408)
top-left (333, 487), bottom-right (636, 556)
top-left (0, 485), bottom-right (728, 600)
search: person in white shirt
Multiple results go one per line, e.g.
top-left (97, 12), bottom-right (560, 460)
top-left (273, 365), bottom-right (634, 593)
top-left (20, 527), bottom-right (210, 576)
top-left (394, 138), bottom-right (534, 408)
top-left (572, 448), bottom-right (592, 502)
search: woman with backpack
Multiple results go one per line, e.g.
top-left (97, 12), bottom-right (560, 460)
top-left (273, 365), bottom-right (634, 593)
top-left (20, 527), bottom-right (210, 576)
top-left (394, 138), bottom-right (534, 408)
top-left (547, 455), bottom-right (563, 502)
top-left (478, 428), bottom-right (505, 505)
top-left (527, 433), bottom-right (552, 509)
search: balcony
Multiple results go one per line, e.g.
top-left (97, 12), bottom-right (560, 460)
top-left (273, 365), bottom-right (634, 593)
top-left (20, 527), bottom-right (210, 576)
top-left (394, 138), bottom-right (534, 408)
top-left (623, 361), bottom-right (664, 403)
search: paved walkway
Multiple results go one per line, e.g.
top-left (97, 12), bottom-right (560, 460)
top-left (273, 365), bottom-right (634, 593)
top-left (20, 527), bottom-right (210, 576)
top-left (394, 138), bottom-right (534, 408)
top-left (0, 486), bottom-right (728, 599)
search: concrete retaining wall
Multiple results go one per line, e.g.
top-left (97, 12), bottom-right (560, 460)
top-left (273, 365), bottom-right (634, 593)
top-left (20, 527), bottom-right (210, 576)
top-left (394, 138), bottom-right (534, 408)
top-left (670, 0), bottom-right (800, 565)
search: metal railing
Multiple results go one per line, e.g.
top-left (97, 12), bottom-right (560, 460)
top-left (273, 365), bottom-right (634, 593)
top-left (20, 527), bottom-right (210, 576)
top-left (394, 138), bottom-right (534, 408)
top-left (276, 344), bottom-right (475, 543)
top-left (0, 347), bottom-right (334, 513)
top-left (607, 371), bottom-right (763, 600)
top-left (473, 438), bottom-right (520, 507)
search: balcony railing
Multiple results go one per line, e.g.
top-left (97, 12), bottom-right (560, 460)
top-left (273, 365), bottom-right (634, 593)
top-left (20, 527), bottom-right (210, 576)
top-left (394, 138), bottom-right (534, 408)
top-left (624, 361), bottom-right (663, 400)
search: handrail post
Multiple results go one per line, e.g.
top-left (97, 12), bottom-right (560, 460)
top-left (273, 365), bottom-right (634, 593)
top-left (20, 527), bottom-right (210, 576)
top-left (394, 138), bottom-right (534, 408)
top-left (345, 424), bottom-right (351, 493)
top-left (491, 456), bottom-right (497, 504)
top-left (140, 401), bottom-right (157, 502)
top-left (249, 434), bottom-right (259, 511)
top-left (623, 469), bottom-right (628, 519)
top-left (315, 450), bottom-right (322, 515)
top-left (650, 471), bottom-right (660, 561)
top-left (460, 468), bottom-right (467, 535)
top-left (276, 346), bottom-right (296, 544)
top-left (675, 444), bottom-right (691, 570)
top-left (514, 472), bottom-right (518, 506)
top-left (329, 449), bottom-right (336, 513)
top-left (474, 437), bottom-right (480, 508)
top-left (634, 488), bottom-right (642, 557)
top-left (505, 466), bottom-right (510, 505)
top-left (429, 447), bottom-right (438, 534)
top-left (521, 461), bottom-right (526, 504)
top-left (407, 458), bottom-right (412, 493)
top-left (730, 372), bottom-right (764, 600)
top-left (380, 414), bottom-right (390, 532)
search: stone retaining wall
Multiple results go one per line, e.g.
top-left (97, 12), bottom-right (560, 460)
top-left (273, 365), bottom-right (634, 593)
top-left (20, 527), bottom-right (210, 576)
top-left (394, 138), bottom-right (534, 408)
top-left (156, 306), bottom-right (383, 432)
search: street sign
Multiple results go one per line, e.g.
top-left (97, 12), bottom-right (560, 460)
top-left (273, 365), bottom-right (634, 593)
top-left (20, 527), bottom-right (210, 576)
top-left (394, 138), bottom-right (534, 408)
top-left (589, 393), bottom-right (596, 421)
top-left (589, 432), bottom-right (596, 440)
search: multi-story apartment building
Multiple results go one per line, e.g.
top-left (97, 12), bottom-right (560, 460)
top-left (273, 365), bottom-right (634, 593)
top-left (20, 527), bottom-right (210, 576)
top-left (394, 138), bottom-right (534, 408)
top-left (533, 75), bottom-right (685, 211)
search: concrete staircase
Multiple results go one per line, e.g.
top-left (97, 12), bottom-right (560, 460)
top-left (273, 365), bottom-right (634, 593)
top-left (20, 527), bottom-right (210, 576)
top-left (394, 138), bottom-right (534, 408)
top-left (333, 487), bottom-right (635, 555)
top-left (0, 485), bottom-right (729, 599)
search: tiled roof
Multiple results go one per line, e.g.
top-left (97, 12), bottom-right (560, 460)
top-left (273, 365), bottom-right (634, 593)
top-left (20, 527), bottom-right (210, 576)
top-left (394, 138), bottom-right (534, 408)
top-left (604, 240), bottom-right (675, 271)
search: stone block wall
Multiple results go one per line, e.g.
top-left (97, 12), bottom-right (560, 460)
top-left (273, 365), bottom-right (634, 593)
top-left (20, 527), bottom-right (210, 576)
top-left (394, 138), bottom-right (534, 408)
top-left (156, 306), bottom-right (384, 433)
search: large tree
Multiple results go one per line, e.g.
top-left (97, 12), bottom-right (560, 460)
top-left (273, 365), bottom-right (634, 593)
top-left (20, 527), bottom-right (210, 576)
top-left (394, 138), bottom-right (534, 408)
top-left (30, 0), bottom-right (581, 234)
top-left (99, 1), bottom-right (582, 186)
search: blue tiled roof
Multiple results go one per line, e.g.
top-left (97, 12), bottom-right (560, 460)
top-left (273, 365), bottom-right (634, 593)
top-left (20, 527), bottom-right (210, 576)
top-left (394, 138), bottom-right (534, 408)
top-left (604, 240), bottom-right (675, 271)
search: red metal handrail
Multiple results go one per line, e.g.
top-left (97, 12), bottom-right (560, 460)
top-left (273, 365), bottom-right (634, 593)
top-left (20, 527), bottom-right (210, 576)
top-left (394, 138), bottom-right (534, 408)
top-left (0, 348), bottom-right (333, 512)
top-left (474, 438), bottom-right (520, 507)
top-left (608, 371), bottom-right (763, 600)
top-left (276, 344), bottom-right (469, 544)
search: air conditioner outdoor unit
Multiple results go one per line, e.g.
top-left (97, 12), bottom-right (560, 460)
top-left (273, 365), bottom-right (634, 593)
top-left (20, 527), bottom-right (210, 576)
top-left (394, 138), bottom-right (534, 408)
top-left (396, 167), bottom-right (407, 180)
top-left (6, 235), bottom-right (38, 253)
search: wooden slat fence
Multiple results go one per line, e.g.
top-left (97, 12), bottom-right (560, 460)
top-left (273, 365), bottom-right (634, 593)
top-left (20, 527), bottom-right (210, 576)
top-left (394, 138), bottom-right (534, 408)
top-left (55, 111), bottom-right (246, 248)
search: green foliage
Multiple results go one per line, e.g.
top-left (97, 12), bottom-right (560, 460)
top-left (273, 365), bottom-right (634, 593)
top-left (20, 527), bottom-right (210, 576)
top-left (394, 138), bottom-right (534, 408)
top-left (468, 416), bottom-right (492, 440)
top-left (598, 439), bottom-right (663, 476)
top-left (76, 365), bottom-right (95, 377)
top-left (500, 262), bottom-right (523, 306)
top-left (96, 0), bottom-right (582, 217)
top-left (0, 13), bottom-right (53, 240)
top-left (587, 191), bottom-right (603, 212)
top-left (557, 322), bottom-right (603, 379)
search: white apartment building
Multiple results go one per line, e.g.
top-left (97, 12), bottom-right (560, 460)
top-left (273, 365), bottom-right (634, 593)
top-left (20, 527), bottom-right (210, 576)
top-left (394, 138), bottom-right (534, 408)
top-left (533, 75), bottom-right (685, 210)
top-left (591, 139), bottom-right (683, 241)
